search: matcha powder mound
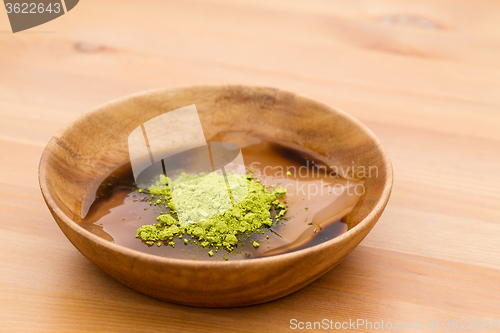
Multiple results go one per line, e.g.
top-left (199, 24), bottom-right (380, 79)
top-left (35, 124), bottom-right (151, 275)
top-left (135, 172), bottom-right (287, 255)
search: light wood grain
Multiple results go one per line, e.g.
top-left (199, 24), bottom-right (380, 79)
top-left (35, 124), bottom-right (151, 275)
top-left (1, 0), bottom-right (499, 330)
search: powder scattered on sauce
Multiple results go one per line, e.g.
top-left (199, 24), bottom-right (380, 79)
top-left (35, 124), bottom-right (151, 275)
top-left (81, 133), bottom-right (361, 261)
top-left (135, 172), bottom-right (287, 254)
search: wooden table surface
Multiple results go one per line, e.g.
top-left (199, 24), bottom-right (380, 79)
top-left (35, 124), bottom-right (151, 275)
top-left (1, 0), bottom-right (499, 331)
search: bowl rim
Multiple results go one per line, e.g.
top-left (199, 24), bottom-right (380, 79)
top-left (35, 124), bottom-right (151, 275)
top-left (38, 84), bottom-right (393, 268)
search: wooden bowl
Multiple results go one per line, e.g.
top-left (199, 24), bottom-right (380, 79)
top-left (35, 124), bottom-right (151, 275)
top-left (39, 85), bottom-right (393, 307)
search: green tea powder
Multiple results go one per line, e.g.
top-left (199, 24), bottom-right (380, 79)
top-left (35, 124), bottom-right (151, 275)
top-left (135, 172), bottom-right (287, 256)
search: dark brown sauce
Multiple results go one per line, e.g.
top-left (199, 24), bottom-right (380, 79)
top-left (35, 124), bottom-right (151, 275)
top-left (80, 133), bottom-right (362, 260)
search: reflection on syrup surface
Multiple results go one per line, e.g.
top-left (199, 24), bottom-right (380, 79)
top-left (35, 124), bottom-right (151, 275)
top-left (80, 133), bottom-right (363, 260)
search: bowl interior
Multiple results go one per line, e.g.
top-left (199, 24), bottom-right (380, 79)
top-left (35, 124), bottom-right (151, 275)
top-left (41, 85), bottom-right (390, 237)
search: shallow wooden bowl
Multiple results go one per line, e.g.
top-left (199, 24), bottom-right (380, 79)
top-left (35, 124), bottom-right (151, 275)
top-left (39, 85), bottom-right (393, 307)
